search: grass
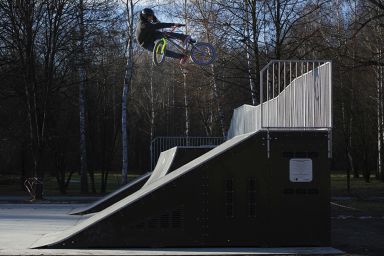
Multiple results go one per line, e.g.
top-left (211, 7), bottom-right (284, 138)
top-left (0, 172), bottom-right (142, 196)
top-left (1, 171), bottom-right (383, 197)
top-left (330, 172), bottom-right (384, 217)
top-left (331, 172), bottom-right (384, 198)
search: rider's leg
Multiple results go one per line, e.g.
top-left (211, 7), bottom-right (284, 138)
top-left (165, 32), bottom-right (188, 41)
top-left (165, 32), bottom-right (196, 45)
top-left (143, 42), bottom-right (186, 60)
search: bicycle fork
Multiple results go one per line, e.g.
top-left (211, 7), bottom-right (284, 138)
top-left (156, 38), bottom-right (167, 54)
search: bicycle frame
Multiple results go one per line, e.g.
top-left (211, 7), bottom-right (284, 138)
top-left (157, 37), bottom-right (188, 54)
top-left (154, 27), bottom-right (216, 66)
top-left (156, 27), bottom-right (189, 55)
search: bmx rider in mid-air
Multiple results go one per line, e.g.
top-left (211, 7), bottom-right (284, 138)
top-left (136, 8), bottom-right (195, 66)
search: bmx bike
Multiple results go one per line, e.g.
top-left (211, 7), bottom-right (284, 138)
top-left (153, 27), bottom-right (216, 66)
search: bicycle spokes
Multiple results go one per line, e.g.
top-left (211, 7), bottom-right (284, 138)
top-left (190, 42), bottom-right (216, 66)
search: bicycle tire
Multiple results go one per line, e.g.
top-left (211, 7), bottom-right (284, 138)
top-left (153, 40), bottom-right (166, 66)
top-left (190, 42), bottom-right (216, 66)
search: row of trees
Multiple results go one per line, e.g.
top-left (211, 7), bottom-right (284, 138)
top-left (0, 0), bottom-right (383, 197)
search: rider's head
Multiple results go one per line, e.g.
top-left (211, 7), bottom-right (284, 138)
top-left (141, 8), bottom-right (155, 21)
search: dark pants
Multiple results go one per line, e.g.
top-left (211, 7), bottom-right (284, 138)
top-left (142, 31), bottom-right (187, 59)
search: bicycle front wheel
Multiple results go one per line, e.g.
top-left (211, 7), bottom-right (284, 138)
top-left (190, 42), bottom-right (216, 66)
top-left (153, 40), bottom-right (166, 66)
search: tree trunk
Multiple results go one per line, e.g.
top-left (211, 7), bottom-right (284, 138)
top-left (274, 0), bottom-right (282, 59)
top-left (150, 60), bottom-right (155, 142)
top-left (183, 72), bottom-right (190, 139)
top-left (182, 2), bottom-right (190, 140)
top-left (121, 0), bottom-right (134, 185)
top-left (248, 0), bottom-right (261, 105)
top-left (378, 56), bottom-right (384, 181)
top-left (78, 0), bottom-right (88, 193)
top-left (210, 64), bottom-right (226, 138)
top-left (16, 1), bottom-right (45, 200)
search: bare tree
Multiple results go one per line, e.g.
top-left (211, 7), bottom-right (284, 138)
top-left (121, 0), bottom-right (136, 184)
top-left (78, 0), bottom-right (89, 193)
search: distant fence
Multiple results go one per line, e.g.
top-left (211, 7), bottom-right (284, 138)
top-left (227, 60), bottom-right (332, 138)
top-left (150, 136), bottom-right (225, 170)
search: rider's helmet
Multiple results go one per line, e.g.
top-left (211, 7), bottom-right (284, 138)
top-left (141, 8), bottom-right (154, 19)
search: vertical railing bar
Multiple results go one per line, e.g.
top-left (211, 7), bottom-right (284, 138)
top-left (313, 61), bottom-right (315, 127)
top-left (319, 61), bottom-right (322, 127)
top-left (290, 62), bottom-right (292, 127)
top-left (307, 61), bottom-right (310, 127)
top-left (295, 62), bottom-right (297, 127)
top-left (281, 62), bottom-right (287, 126)
top-left (260, 69), bottom-right (264, 128)
top-left (301, 62), bottom-right (305, 127)
top-left (277, 62), bottom-right (280, 126)
top-left (329, 62), bottom-right (332, 128)
top-left (266, 68), bottom-right (269, 128)
top-left (272, 66), bottom-right (274, 127)
top-left (272, 64), bottom-right (275, 99)
top-left (301, 62), bottom-right (303, 77)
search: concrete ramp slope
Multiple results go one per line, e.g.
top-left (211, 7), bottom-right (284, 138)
top-left (144, 147), bottom-right (177, 186)
top-left (70, 146), bottom-right (212, 215)
top-left (144, 146), bottom-right (214, 186)
top-left (69, 172), bottom-right (151, 215)
top-left (69, 147), bottom-right (176, 215)
top-left (31, 131), bottom-right (256, 248)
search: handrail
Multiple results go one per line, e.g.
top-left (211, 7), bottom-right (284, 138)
top-left (227, 60), bottom-right (332, 139)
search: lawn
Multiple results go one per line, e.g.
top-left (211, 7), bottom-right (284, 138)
top-left (0, 172), bottom-right (142, 196)
top-left (1, 171), bottom-right (383, 197)
top-left (331, 172), bottom-right (384, 198)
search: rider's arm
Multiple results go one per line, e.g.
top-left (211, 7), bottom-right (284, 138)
top-left (152, 15), bottom-right (160, 23)
top-left (149, 22), bottom-right (176, 30)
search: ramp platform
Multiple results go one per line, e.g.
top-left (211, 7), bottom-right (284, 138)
top-left (33, 130), bottom-right (330, 249)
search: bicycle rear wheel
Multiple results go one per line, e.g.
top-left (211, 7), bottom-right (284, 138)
top-left (153, 40), bottom-right (166, 66)
top-left (190, 42), bottom-right (216, 66)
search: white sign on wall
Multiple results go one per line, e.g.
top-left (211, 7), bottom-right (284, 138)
top-left (289, 158), bottom-right (313, 182)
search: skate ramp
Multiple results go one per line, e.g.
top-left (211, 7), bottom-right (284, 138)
top-left (144, 146), bottom-right (213, 186)
top-left (32, 131), bottom-right (258, 248)
top-left (144, 147), bottom-right (177, 186)
top-left (70, 147), bottom-right (212, 215)
top-left (32, 130), bottom-right (330, 248)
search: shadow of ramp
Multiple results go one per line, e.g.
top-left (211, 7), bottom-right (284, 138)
top-left (70, 146), bottom-right (213, 215)
top-left (69, 173), bottom-right (151, 215)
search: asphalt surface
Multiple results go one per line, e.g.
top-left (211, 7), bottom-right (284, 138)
top-left (0, 202), bottom-right (343, 255)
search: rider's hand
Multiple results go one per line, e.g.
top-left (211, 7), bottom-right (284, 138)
top-left (174, 23), bottom-right (186, 27)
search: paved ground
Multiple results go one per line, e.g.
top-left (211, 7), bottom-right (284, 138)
top-left (0, 204), bottom-right (86, 250)
top-left (0, 202), bottom-right (343, 256)
top-left (331, 198), bottom-right (384, 256)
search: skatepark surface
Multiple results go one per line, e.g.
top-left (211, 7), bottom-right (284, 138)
top-left (0, 203), bottom-right (343, 255)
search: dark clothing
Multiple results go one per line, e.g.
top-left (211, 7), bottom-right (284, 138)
top-left (136, 14), bottom-right (187, 60)
top-left (136, 19), bottom-right (175, 45)
top-left (142, 31), bottom-right (186, 59)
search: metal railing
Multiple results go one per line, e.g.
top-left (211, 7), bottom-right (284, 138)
top-left (227, 60), bottom-right (332, 138)
top-left (150, 136), bottom-right (225, 170)
top-left (260, 60), bottom-right (332, 129)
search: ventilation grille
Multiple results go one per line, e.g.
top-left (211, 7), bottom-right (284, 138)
top-left (225, 178), bottom-right (234, 218)
top-left (282, 151), bottom-right (319, 158)
top-left (283, 188), bottom-right (319, 195)
top-left (131, 206), bottom-right (184, 230)
top-left (199, 173), bottom-right (209, 237)
top-left (247, 177), bottom-right (257, 217)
